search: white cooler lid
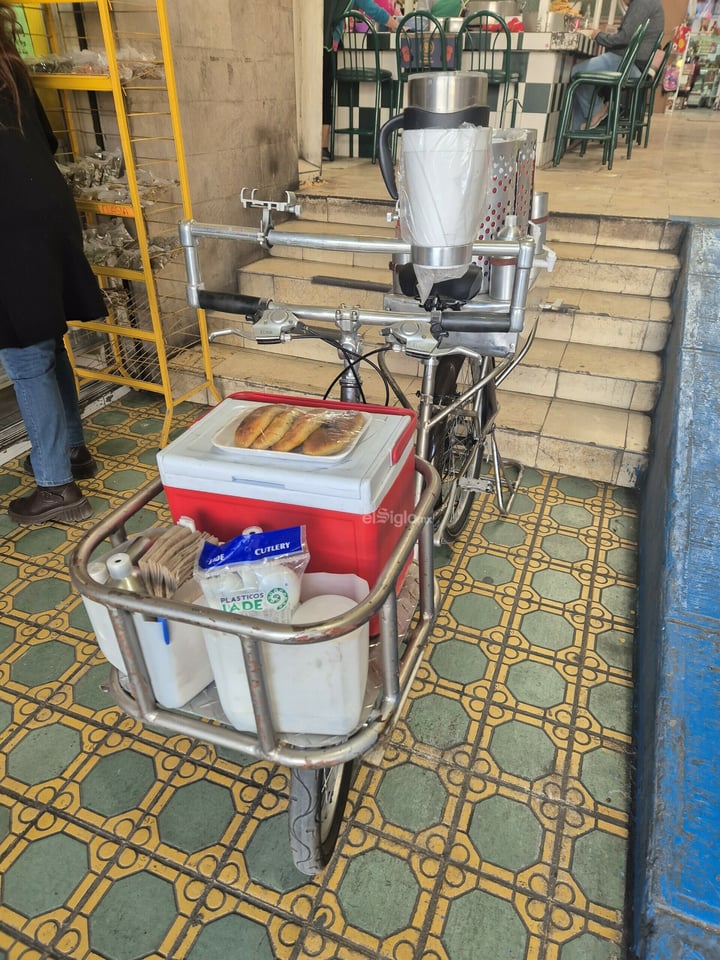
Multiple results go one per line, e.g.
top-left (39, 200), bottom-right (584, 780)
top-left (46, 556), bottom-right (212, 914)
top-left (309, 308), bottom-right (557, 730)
top-left (157, 397), bottom-right (415, 514)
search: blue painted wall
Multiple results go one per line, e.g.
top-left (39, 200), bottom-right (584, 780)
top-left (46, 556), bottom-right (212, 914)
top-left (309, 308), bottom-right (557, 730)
top-left (635, 221), bottom-right (720, 960)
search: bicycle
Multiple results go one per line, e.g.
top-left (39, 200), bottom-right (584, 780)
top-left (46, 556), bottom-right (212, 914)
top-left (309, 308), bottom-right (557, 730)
top-left (69, 191), bottom-right (548, 878)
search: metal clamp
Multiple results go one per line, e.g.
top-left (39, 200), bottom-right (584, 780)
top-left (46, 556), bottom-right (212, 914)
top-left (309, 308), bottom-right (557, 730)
top-left (240, 189), bottom-right (303, 247)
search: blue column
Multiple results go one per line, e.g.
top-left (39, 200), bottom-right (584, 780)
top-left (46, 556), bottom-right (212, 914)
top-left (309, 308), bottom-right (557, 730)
top-left (635, 220), bottom-right (720, 959)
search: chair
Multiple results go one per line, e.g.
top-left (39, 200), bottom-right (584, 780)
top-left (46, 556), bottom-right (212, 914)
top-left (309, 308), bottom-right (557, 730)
top-left (395, 10), bottom-right (449, 113)
top-left (552, 19), bottom-right (649, 171)
top-left (616, 33), bottom-right (663, 159)
top-left (456, 11), bottom-right (519, 127)
top-left (331, 12), bottom-right (393, 163)
top-left (632, 40), bottom-right (673, 148)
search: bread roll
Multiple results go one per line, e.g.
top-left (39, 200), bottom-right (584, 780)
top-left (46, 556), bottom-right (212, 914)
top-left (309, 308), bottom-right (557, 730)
top-left (251, 406), bottom-right (303, 449)
top-left (303, 411), bottom-right (365, 456)
top-left (270, 409), bottom-right (327, 452)
top-left (233, 404), bottom-right (285, 448)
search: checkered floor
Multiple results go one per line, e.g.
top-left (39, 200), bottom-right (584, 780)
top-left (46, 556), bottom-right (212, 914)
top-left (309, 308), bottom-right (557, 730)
top-left (0, 392), bottom-right (636, 960)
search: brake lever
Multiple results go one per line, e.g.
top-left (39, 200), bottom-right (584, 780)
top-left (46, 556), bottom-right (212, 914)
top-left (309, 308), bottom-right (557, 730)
top-left (210, 308), bottom-right (300, 344)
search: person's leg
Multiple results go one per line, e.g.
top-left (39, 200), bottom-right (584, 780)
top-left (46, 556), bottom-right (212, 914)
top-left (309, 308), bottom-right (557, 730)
top-left (570, 51), bottom-right (623, 129)
top-left (54, 338), bottom-right (85, 448)
top-left (19, 337), bottom-right (97, 479)
top-left (0, 339), bottom-right (91, 524)
top-left (50, 337), bottom-right (97, 478)
top-left (1, 339), bottom-right (72, 486)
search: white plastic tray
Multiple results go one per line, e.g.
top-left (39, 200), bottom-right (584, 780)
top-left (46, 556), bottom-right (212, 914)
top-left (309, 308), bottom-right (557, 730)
top-left (211, 404), bottom-right (368, 463)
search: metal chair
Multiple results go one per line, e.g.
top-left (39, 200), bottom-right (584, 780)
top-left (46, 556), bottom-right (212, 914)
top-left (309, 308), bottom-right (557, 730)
top-left (395, 10), bottom-right (449, 112)
top-left (331, 12), bottom-right (394, 163)
top-left (456, 11), bottom-right (519, 127)
top-left (616, 33), bottom-right (663, 159)
top-left (552, 20), bottom-right (649, 171)
top-left (632, 40), bottom-right (673, 148)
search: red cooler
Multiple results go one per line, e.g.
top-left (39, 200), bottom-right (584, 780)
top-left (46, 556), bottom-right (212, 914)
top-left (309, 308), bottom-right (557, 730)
top-left (157, 392), bottom-right (417, 593)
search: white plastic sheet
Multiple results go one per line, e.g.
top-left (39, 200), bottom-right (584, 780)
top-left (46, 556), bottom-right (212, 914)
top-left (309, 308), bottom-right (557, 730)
top-left (397, 124), bottom-right (492, 302)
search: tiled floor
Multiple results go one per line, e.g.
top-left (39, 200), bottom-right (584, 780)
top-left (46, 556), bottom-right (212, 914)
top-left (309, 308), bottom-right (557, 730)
top-left (0, 392), bottom-right (636, 960)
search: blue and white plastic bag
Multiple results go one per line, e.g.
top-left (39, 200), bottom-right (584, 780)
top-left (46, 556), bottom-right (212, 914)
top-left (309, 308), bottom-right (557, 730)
top-left (195, 526), bottom-right (309, 624)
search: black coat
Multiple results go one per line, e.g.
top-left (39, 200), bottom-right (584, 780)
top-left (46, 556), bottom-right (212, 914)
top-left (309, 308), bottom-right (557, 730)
top-left (0, 73), bottom-right (106, 349)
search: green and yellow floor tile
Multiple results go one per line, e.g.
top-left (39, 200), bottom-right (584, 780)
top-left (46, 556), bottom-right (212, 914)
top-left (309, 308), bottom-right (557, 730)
top-left (0, 395), bottom-right (636, 960)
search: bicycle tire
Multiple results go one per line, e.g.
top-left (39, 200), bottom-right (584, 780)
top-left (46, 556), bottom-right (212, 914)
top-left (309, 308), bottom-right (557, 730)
top-left (288, 761), bottom-right (355, 875)
top-left (431, 355), bottom-right (484, 541)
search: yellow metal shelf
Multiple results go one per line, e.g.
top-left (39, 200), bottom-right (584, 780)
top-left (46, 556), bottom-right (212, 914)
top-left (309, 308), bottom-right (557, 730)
top-left (28, 0), bottom-right (220, 446)
top-left (91, 264), bottom-right (146, 283)
top-left (75, 199), bottom-right (136, 218)
top-left (31, 72), bottom-right (113, 92)
top-left (72, 320), bottom-right (158, 342)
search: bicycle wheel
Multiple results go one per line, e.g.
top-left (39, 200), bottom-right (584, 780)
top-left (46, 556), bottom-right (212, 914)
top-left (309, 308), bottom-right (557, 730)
top-left (288, 761), bottom-right (355, 875)
top-left (431, 354), bottom-right (486, 541)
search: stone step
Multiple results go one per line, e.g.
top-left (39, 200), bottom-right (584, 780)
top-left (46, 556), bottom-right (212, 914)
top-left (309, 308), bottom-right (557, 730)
top-left (545, 212), bottom-right (686, 254)
top-left (495, 392), bottom-right (650, 488)
top-left (297, 193), bottom-right (395, 231)
top-left (225, 199), bottom-right (676, 489)
top-left (502, 337), bottom-right (662, 412)
top-left (171, 340), bottom-right (418, 407)
top-left (238, 256), bottom-right (392, 312)
top-left (294, 189), bottom-right (686, 256)
top-left (545, 241), bottom-right (680, 299)
top-left (271, 207), bottom-right (681, 301)
top-left (240, 246), bottom-right (672, 356)
top-left (528, 287), bottom-right (671, 353)
top-left (168, 344), bottom-right (647, 487)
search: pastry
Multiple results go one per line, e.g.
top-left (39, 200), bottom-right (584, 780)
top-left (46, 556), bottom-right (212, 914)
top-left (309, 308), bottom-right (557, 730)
top-left (251, 406), bottom-right (303, 450)
top-left (233, 404), bottom-right (286, 448)
top-left (270, 409), bottom-right (328, 451)
top-left (302, 411), bottom-right (365, 456)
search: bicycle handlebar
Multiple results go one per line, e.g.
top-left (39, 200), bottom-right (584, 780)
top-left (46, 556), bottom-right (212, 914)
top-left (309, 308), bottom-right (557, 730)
top-left (198, 287), bottom-right (516, 340)
top-left (431, 315), bottom-right (509, 334)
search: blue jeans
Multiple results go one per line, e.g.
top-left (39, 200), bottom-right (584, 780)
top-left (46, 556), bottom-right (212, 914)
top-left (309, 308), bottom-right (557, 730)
top-left (0, 337), bottom-right (85, 486)
top-left (570, 51), bottom-right (641, 129)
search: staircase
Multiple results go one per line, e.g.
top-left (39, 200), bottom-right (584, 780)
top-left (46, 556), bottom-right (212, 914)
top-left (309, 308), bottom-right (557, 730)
top-left (198, 192), bottom-right (683, 489)
top-left (503, 212), bottom-right (683, 486)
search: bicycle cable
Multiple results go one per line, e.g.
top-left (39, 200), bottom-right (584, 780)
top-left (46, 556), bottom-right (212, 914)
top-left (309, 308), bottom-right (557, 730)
top-left (299, 331), bottom-right (367, 404)
top-left (321, 346), bottom-right (400, 407)
top-left (377, 349), bottom-right (411, 408)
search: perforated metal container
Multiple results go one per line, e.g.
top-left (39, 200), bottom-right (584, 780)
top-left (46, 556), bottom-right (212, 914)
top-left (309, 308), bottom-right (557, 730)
top-left (473, 127), bottom-right (537, 291)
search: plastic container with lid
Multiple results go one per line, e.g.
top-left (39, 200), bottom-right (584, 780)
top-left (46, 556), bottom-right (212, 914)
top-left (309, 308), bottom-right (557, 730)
top-left (80, 534), bottom-right (214, 709)
top-left (106, 552), bottom-right (145, 593)
top-left (489, 214), bottom-right (523, 302)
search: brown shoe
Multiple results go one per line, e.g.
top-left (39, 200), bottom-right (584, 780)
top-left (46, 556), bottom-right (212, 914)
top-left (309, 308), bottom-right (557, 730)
top-left (23, 445), bottom-right (98, 481)
top-left (8, 482), bottom-right (92, 525)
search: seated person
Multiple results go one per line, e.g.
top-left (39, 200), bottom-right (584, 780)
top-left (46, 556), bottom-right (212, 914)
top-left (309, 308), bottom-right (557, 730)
top-left (570, 0), bottom-right (664, 130)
